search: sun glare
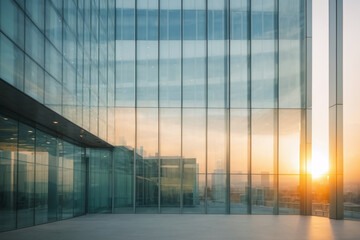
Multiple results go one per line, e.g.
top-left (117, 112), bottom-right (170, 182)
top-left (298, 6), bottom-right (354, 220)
top-left (311, 150), bottom-right (329, 178)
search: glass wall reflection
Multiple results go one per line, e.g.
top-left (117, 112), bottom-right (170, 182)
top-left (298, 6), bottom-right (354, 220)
top-left (0, 0), bottom-right (311, 220)
top-left (110, 0), bottom-right (307, 215)
top-left (0, 113), bottom-right (86, 232)
top-left (0, 0), bottom-right (116, 141)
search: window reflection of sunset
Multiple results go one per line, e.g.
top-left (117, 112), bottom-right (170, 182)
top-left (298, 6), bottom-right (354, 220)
top-left (311, 150), bottom-right (329, 179)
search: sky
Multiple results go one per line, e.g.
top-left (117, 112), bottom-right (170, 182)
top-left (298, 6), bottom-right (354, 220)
top-left (313, 0), bottom-right (360, 180)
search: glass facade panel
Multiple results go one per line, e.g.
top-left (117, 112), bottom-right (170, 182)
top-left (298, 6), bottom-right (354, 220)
top-left (0, 0), bottom-right (310, 222)
top-left (25, 0), bottom-right (44, 31)
top-left (25, 17), bottom-right (44, 67)
top-left (207, 173), bottom-right (227, 214)
top-left (208, 0), bottom-right (228, 108)
top-left (136, 108), bottom-right (159, 213)
top-left (45, 0), bottom-right (62, 52)
top-left (0, 33), bottom-right (24, 90)
top-left (0, 115), bottom-right (18, 232)
top-left (207, 109), bottom-right (227, 174)
top-left (230, 0), bottom-right (249, 108)
top-left (62, 142), bottom-right (74, 219)
top-left (230, 174), bottom-right (249, 214)
top-left (279, 109), bottom-right (302, 174)
top-left (252, 174), bottom-right (277, 214)
top-left (251, 0), bottom-right (277, 108)
top-left (115, 0), bottom-right (135, 107)
top-left (45, 40), bottom-right (62, 82)
top-left (16, 123), bottom-right (35, 228)
top-left (0, 113), bottom-right (86, 232)
top-left (182, 172), bottom-right (206, 214)
top-left (182, 0), bottom-right (206, 108)
top-left (24, 55), bottom-right (44, 103)
top-left (279, 175), bottom-right (300, 214)
top-left (159, 108), bottom-right (181, 213)
top-left (136, 0), bottom-right (159, 107)
top-left (159, 0), bottom-right (181, 107)
top-left (0, 0), bottom-right (24, 49)
top-left (45, 72), bottom-right (62, 114)
top-left (279, 0), bottom-right (304, 108)
top-left (35, 130), bottom-right (52, 224)
top-left (182, 108), bottom-right (206, 174)
top-left (251, 109), bottom-right (276, 174)
top-left (230, 109), bottom-right (249, 174)
top-left (114, 146), bottom-right (134, 213)
top-left (88, 148), bottom-right (112, 213)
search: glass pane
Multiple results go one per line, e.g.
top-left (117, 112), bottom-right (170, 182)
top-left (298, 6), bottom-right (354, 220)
top-left (182, 108), bottom-right (206, 174)
top-left (207, 173), bottom-right (227, 214)
top-left (63, 24), bottom-right (77, 66)
top-left (279, 175), bottom-right (300, 214)
top-left (159, 0), bottom-right (181, 107)
top-left (136, 0), bottom-right (159, 107)
top-left (207, 109), bottom-right (227, 174)
top-left (114, 146), bottom-right (134, 213)
top-left (159, 108), bottom-right (181, 213)
top-left (251, 0), bottom-right (277, 108)
top-left (56, 140), bottom-right (63, 220)
top-left (183, 173), bottom-right (206, 214)
top-left (160, 158), bottom-right (180, 213)
top-left (230, 174), bottom-right (249, 214)
top-left (116, 0), bottom-right (135, 107)
top-left (252, 109), bottom-right (276, 174)
top-left (113, 97), bottom-right (135, 211)
top-left (252, 174), bottom-right (277, 214)
top-left (73, 146), bottom-right (85, 216)
top-left (0, 115), bottom-right (18, 231)
top-left (17, 123), bottom-right (35, 228)
top-left (25, 17), bottom-right (44, 67)
top-left (182, 0), bottom-right (206, 107)
top-left (279, 0), bottom-right (304, 108)
top-left (208, 0), bottom-right (228, 108)
top-left (45, 1), bottom-right (62, 52)
top-left (114, 108), bottom-right (135, 148)
top-left (26, 0), bottom-right (44, 31)
top-left (279, 109), bottom-right (302, 174)
top-left (62, 142), bottom-right (74, 219)
top-left (35, 131), bottom-right (53, 224)
top-left (230, 109), bottom-right (249, 173)
top-left (45, 40), bottom-right (62, 82)
top-left (45, 72), bottom-right (62, 114)
top-left (0, 0), bottom-right (24, 49)
top-left (0, 33), bottom-right (24, 90)
top-left (63, 61), bottom-right (76, 122)
top-left (88, 149), bottom-right (112, 213)
top-left (24, 55), bottom-right (44, 103)
top-left (46, 134), bottom-right (59, 223)
top-left (64, 0), bottom-right (77, 34)
top-left (136, 108), bottom-right (159, 213)
top-left (230, 0), bottom-right (249, 108)
top-left (312, 175), bottom-right (329, 217)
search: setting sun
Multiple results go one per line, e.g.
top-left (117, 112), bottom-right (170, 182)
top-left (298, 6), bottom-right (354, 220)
top-left (311, 150), bottom-right (329, 178)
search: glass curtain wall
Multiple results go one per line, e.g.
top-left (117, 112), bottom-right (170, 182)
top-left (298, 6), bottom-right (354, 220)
top-left (113, 0), bottom-right (307, 214)
top-left (0, 113), bottom-right (86, 232)
top-left (0, 0), bottom-right (116, 145)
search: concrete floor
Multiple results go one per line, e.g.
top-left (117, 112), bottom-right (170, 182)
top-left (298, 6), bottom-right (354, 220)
top-left (1, 214), bottom-right (360, 240)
